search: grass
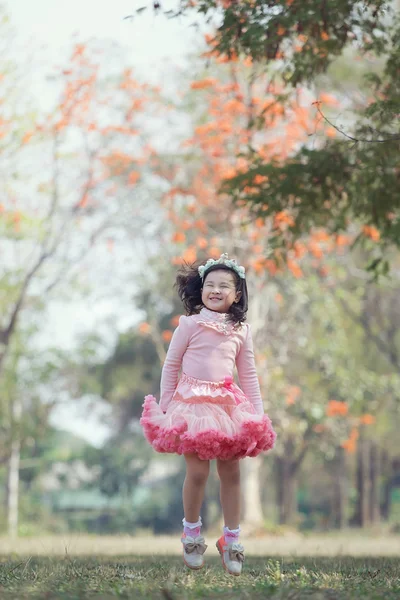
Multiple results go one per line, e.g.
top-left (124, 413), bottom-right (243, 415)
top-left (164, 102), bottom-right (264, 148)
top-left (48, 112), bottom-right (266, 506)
top-left (0, 535), bottom-right (399, 599)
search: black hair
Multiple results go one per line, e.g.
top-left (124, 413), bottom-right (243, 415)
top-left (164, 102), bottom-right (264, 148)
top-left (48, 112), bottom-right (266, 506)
top-left (175, 261), bottom-right (248, 325)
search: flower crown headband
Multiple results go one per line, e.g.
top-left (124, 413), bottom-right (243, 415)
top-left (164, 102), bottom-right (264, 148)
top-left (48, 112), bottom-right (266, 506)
top-left (198, 253), bottom-right (246, 280)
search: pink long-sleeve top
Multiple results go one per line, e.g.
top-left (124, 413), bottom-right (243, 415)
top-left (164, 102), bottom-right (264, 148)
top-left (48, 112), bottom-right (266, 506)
top-left (159, 307), bottom-right (264, 415)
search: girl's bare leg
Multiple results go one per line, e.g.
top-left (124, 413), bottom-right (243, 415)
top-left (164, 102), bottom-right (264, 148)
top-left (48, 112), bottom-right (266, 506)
top-left (183, 453), bottom-right (210, 522)
top-left (216, 458), bottom-right (241, 529)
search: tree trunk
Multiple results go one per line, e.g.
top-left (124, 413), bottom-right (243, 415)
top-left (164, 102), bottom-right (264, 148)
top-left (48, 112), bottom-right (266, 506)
top-left (241, 456), bottom-right (264, 525)
top-left (334, 446), bottom-right (348, 529)
top-left (354, 431), bottom-right (371, 527)
top-left (381, 481), bottom-right (392, 520)
top-left (276, 454), bottom-right (298, 525)
top-left (6, 397), bottom-right (22, 538)
top-left (380, 450), bottom-right (393, 521)
top-left (369, 442), bottom-right (380, 524)
top-left (7, 438), bottom-right (20, 538)
top-left (237, 279), bottom-right (268, 528)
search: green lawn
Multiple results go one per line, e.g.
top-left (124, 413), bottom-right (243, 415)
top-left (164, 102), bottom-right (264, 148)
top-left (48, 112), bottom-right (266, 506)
top-left (0, 555), bottom-right (399, 599)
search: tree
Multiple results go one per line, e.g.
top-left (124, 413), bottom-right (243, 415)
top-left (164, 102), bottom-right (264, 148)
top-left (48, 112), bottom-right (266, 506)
top-left (0, 24), bottom-right (162, 377)
top-left (145, 0), bottom-right (400, 272)
top-left (261, 245), bottom-right (400, 527)
top-left (0, 328), bottom-right (68, 536)
top-left (0, 10), bottom-right (162, 535)
top-left (72, 259), bottom-right (187, 532)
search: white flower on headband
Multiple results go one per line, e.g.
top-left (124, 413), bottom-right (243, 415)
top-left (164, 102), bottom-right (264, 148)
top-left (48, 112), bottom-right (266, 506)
top-left (198, 253), bottom-right (246, 280)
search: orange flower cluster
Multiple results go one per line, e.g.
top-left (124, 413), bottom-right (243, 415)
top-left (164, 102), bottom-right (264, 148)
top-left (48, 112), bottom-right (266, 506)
top-left (341, 427), bottom-right (359, 454)
top-left (208, 246), bottom-right (222, 259)
top-left (215, 52), bottom-right (239, 64)
top-left (312, 230), bottom-right (331, 243)
top-left (308, 240), bottom-right (323, 259)
top-left (255, 217), bottom-right (265, 228)
top-left (170, 315), bottom-right (181, 328)
top-left (162, 330), bottom-right (173, 343)
top-left (287, 259), bottom-right (303, 278)
top-left (162, 40), bottom-right (350, 281)
top-left (359, 414), bottom-right (376, 426)
top-left (286, 385), bottom-right (301, 406)
top-left (22, 131), bottom-right (34, 144)
top-left (196, 236), bottom-right (208, 249)
top-left (325, 127), bottom-right (337, 138)
top-left (251, 257), bottom-right (267, 274)
top-left (191, 78), bottom-right (217, 90)
top-left (102, 151), bottom-right (135, 175)
top-left (293, 240), bottom-right (307, 259)
top-left (128, 171), bottom-right (140, 185)
top-left (172, 232), bottom-right (186, 243)
top-left (253, 174), bottom-right (268, 185)
top-left (362, 225), bottom-right (380, 242)
top-left (182, 246), bottom-right (197, 263)
top-left (223, 98), bottom-right (248, 115)
top-left (315, 92), bottom-right (340, 107)
top-left (138, 322), bottom-right (151, 334)
top-left (335, 234), bottom-right (352, 247)
top-left (326, 400), bottom-right (349, 417)
top-left (274, 210), bottom-right (295, 230)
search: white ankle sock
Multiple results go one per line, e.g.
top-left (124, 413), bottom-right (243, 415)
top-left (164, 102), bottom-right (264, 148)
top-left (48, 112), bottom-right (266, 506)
top-left (183, 517), bottom-right (202, 537)
top-left (223, 525), bottom-right (240, 543)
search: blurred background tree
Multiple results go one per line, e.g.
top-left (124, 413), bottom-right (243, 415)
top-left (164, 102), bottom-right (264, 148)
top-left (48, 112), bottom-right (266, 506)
top-left (146, 0), bottom-right (400, 274)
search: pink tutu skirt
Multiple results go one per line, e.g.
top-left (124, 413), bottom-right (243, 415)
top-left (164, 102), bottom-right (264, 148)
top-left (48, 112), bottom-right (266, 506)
top-left (140, 373), bottom-right (276, 461)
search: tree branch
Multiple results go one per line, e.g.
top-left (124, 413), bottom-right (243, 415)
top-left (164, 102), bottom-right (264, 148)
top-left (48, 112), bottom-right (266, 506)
top-left (0, 126), bottom-right (101, 376)
top-left (312, 104), bottom-right (400, 144)
top-left (291, 441), bottom-right (310, 476)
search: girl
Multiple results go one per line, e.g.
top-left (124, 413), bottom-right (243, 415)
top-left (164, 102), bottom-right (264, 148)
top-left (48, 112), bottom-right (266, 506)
top-left (140, 253), bottom-right (276, 576)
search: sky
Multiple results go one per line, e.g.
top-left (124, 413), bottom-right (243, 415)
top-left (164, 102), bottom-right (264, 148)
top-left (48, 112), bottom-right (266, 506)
top-left (2, 0), bottom-right (203, 446)
top-left (4, 0), bottom-right (197, 72)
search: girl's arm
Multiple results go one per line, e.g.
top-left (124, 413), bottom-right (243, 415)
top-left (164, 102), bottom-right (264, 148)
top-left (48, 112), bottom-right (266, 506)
top-left (159, 316), bottom-right (191, 412)
top-left (236, 325), bottom-right (264, 415)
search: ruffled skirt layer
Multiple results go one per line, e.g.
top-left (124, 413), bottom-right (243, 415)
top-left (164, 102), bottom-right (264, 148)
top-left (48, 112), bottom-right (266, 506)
top-left (140, 373), bottom-right (276, 461)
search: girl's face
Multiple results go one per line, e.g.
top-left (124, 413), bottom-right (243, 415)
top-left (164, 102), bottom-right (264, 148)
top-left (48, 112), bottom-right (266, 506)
top-left (201, 269), bottom-right (241, 313)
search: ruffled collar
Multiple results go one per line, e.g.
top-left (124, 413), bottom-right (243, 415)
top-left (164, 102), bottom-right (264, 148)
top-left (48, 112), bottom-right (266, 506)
top-left (195, 307), bottom-right (241, 336)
